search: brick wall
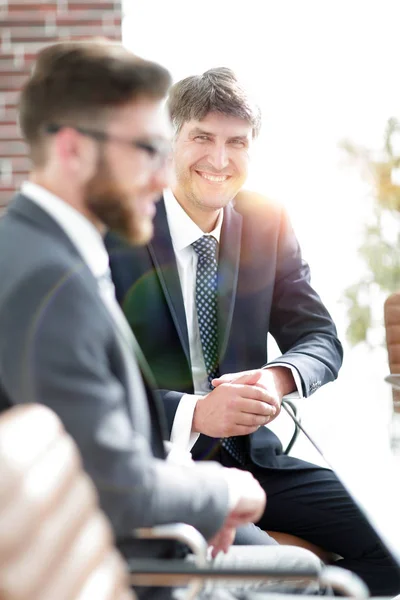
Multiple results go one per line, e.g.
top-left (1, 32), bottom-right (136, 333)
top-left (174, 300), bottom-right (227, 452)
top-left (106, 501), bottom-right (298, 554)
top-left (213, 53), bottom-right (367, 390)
top-left (0, 0), bottom-right (122, 208)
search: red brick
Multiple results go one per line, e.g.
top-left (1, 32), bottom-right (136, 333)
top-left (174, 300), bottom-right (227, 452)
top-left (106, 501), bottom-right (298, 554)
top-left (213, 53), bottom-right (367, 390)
top-left (0, 75), bottom-right (29, 91)
top-left (1, 91), bottom-right (21, 107)
top-left (8, 26), bottom-right (57, 40)
top-left (54, 18), bottom-right (113, 28)
top-left (0, 58), bottom-right (32, 73)
top-left (0, 189), bottom-right (19, 207)
top-left (0, 140), bottom-right (28, 157)
top-left (0, 124), bottom-right (21, 140)
top-left (2, 9), bottom-right (112, 24)
top-left (9, 30), bottom-right (67, 42)
top-left (8, 25), bottom-right (117, 40)
top-left (2, 173), bottom-right (26, 188)
top-left (1, 15), bottom-right (48, 26)
top-left (2, 41), bottom-right (68, 56)
top-left (0, 109), bottom-right (19, 125)
top-left (67, 3), bottom-right (119, 8)
top-left (0, 54), bottom-right (37, 62)
top-left (11, 157), bottom-right (31, 173)
top-left (6, 2), bottom-right (59, 8)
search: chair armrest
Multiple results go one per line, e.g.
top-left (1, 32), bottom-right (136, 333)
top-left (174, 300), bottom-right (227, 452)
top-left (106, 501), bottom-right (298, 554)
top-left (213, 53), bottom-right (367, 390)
top-left (132, 523), bottom-right (208, 599)
top-left (319, 565), bottom-right (369, 598)
top-left (130, 527), bottom-right (369, 599)
top-left (128, 561), bottom-right (369, 598)
top-left (128, 559), bottom-right (320, 590)
top-left (129, 526), bottom-right (369, 598)
top-left (385, 374), bottom-right (400, 390)
top-left (132, 523), bottom-right (208, 566)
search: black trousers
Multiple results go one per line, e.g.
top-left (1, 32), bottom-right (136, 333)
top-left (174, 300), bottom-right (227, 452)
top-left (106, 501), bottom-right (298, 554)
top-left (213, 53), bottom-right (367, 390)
top-left (221, 449), bottom-right (400, 596)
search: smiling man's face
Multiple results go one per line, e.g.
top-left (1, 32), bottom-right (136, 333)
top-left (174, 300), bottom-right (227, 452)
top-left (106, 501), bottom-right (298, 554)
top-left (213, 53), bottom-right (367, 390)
top-left (172, 111), bottom-right (252, 213)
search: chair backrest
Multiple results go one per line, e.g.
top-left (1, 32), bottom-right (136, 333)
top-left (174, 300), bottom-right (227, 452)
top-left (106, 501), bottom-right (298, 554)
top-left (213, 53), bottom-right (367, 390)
top-left (384, 292), bottom-right (400, 409)
top-left (0, 404), bottom-right (135, 600)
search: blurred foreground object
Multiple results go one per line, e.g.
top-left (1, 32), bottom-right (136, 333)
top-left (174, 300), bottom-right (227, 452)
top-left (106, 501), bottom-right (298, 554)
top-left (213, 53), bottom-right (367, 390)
top-left (0, 404), bottom-right (135, 600)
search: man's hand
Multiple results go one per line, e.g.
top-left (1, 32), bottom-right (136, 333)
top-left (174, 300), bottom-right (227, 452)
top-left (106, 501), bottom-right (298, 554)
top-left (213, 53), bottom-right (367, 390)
top-left (223, 468), bottom-right (266, 528)
top-left (209, 469), bottom-right (266, 557)
top-left (192, 381), bottom-right (278, 438)
top-left (208, 525), bottom-right (236, 558)
top-left (211, 367), bottom-right (297, 426)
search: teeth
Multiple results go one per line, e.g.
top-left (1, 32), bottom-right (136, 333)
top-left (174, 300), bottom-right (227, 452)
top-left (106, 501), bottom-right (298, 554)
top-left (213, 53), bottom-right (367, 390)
top-left (198, 172), bottom-right (228, 182)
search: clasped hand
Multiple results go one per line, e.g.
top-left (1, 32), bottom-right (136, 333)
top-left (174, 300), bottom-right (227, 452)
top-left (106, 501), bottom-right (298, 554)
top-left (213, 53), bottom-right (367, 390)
top-left (192, 369), bottom-right (283, 438)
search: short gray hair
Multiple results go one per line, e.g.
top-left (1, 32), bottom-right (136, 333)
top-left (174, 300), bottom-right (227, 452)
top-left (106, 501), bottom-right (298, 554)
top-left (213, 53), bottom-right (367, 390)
top-left (167, 67), bottom-right (261, 138)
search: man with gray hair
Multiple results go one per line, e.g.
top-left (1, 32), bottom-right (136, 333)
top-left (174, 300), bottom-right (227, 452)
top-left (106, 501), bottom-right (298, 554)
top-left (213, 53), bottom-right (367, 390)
top-left (106, 66), bottom-right (400, 596)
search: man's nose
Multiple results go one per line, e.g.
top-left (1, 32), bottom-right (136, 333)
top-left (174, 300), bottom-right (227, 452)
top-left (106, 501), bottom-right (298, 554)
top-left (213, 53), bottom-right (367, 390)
top-left (208, 143), bottom-right (229, 171)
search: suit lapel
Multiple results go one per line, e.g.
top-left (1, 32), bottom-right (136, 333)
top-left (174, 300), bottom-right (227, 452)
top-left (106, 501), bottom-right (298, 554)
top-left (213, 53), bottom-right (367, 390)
top-left (218, 203), bottom-right (242, 361)
top-left (12, 194), bottom-right (169, 451)
top-left (148, 199), bottom-right (191, 365)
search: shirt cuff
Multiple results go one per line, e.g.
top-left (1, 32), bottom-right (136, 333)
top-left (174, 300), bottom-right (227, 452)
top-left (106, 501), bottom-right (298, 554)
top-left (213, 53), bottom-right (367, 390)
top-left (170, 393), bottom-right (201, 451)
top-left (164, 440), bottom-right (195, 466)
top-left (263, 363), bottom-right (304, 399)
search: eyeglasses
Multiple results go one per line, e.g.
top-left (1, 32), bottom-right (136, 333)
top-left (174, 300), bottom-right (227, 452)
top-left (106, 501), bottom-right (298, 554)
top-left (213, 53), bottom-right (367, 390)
top-left (45, 124), bottom-right (171, 168)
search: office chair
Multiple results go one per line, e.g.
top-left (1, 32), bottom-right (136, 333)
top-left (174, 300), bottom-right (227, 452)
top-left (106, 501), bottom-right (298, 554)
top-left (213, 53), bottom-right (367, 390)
top-left (0, 403), bottom-right (134, 600)
top-left (384, 291), bottom-right (400, 408)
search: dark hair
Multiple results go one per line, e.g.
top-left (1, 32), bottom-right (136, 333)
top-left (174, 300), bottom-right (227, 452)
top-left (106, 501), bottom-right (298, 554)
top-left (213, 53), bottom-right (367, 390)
top-left (19, 39), bottom-right (172, 164)
top-left (167, 67), bottom-right (261, 138)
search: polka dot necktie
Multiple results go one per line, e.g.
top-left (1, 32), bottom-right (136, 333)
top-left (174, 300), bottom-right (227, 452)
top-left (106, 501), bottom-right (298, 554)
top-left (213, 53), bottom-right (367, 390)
top-left (192, 235), bottom-right (246, 465)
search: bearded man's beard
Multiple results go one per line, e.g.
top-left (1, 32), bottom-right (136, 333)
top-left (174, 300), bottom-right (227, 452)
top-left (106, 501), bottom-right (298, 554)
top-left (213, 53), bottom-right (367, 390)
top-left (84, 155), bottom-right (152, 246)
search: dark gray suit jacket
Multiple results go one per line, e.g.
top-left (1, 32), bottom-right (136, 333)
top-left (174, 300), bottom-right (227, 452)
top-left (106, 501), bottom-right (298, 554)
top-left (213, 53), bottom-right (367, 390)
top-left (106, 192), bottom-right (344, 469)
top-left (0, 194), bottom-right (229, 559)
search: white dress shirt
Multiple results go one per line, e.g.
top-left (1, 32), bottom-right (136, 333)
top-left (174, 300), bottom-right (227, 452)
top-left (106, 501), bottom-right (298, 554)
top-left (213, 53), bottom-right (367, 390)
top-left (21, 181), bottom-right (109, 280)
top-left (164, 189), bottom-right (303, 453)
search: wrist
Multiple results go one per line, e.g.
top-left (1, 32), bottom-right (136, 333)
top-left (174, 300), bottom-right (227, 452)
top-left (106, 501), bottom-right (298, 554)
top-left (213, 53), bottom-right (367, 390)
top-left (265, 366), bottom-right (296, 400)
top-left (192, 396), bottom-right (205, 433)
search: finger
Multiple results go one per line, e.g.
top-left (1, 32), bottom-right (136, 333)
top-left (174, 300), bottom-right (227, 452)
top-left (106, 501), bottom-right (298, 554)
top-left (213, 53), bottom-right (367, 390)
top-left (209, 534), bottom-right (224, 558)
top-left (227, 370), bottom-right (263, 386)
top-left (225, 512), bottom-right (257, 528)
top-left (234, 412), bottom-right (272, 428)
top-left (223, 528), bottom-right (236, 553)
top-left (219, 538), bottom-right (231, 554)
top-left (236, 398), bottom-right (277, 418)
top-left (210, 529), bottom-right (235, 556)
top-left (212, 372), bottom-right (243, 386)
top-left (212, 370), bottom-right (262, 387)
top-left (240, 385), bottom-right (281, 411)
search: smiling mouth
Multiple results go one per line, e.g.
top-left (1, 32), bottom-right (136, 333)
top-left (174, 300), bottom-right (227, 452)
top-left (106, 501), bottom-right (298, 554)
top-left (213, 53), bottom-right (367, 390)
top-left (195, 171), bottom-right (230, 183)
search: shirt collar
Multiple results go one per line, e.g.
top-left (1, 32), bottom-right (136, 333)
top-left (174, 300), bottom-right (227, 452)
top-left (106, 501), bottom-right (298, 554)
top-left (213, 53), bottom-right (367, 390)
top-left (163, 188), bottom-right (223, 253)
top-left (21, 181), bottom-right (109, 279)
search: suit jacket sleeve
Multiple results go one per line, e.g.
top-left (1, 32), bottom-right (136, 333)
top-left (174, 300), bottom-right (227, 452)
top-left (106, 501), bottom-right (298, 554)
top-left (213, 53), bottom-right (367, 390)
top-left (0, 263), bottom-right (229, 541)
top-left (267, 204), bottom-right (343, 396)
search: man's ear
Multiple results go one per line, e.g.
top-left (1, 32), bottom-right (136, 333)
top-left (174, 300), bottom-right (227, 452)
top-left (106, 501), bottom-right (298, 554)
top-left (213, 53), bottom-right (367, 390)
top-left (55, 127), bottom-right (98, 182)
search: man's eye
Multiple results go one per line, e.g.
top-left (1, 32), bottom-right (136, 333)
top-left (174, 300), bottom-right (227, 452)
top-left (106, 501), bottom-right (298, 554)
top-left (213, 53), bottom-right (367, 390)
top-left (230, 139), bottom-right (246, 147)
top-left (194, 135), bottom-right (210, 142)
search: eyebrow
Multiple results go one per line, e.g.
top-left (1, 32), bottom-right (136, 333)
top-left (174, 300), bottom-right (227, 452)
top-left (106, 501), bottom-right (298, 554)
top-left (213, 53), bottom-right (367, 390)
top-left (188, 128), bottom-right (250, 142)
top-left (188, 127), bottom-right (214, 137)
